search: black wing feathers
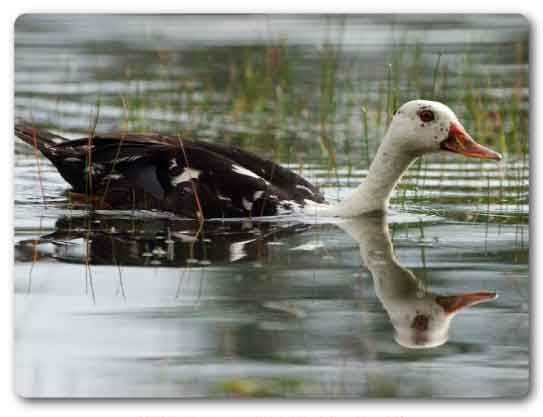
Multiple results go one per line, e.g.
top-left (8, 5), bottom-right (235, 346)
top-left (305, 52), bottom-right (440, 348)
top-left (14, 125), bottom-right (325, 217)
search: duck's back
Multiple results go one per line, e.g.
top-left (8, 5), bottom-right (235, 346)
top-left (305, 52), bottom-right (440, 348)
top-left (15, 124), bottom-right (325, 218)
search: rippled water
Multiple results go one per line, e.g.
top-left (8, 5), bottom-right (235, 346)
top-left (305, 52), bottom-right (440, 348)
top-left (14, 14), bottom-right (529, 398)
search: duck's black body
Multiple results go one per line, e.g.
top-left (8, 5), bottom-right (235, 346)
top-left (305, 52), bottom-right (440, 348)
top-left (15, 123), bottom-right (325, 218)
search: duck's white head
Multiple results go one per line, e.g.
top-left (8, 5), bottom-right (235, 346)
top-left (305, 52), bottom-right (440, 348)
top-left (385, 100), bottom-right (502, 160)
top-left (322, 99), bottom-right (502, 217)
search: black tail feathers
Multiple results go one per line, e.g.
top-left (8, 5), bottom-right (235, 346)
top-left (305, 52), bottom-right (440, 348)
top-left (15, 122), bottom-right (67, 157)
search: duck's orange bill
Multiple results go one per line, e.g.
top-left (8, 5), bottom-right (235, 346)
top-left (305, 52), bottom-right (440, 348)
top-left (440, 122), bottom-right (502, 161)
top-left (435, 291), bottom-right (498, 315)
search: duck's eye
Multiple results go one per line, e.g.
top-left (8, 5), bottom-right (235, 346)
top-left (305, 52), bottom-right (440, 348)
top-left (418, 110), bottom-right (435, 123)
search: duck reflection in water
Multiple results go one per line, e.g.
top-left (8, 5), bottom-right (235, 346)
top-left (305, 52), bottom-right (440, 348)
top-left (338, 213), bottom-right (497, 349)
top-left (16, 215), bottom-right (309, 266)
top-left (17, 212), bottom-right (497, 349)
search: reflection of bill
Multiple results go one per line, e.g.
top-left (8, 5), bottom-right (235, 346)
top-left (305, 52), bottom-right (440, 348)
top-left (338, 214), bottom-right (497, 349)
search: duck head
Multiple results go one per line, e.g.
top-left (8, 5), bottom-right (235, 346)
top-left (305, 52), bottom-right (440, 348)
top-left (386, 100), bottom-right (502, 161)
top-left (320, 99), bottom-right (502, 217)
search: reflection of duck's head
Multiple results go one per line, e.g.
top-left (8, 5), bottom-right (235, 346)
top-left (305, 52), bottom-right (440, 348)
top-left (337, 213), bottom-right (497, 349)
top-left (389, 290), bottom-right (497, 349)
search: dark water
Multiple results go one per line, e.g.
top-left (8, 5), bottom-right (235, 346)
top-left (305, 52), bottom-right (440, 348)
top-left (14, 14), bottom-right (529, 398)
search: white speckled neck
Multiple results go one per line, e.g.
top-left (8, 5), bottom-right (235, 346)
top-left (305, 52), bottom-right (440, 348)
top-left (326, 133), bottom-right (417, 217)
